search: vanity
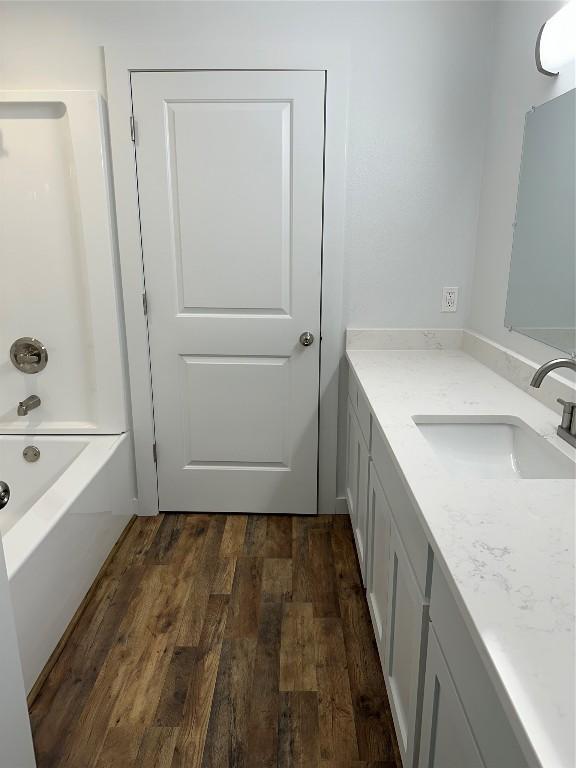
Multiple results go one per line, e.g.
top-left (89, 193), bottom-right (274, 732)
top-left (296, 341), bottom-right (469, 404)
top-left (345, 336), bottom-right (575, 768)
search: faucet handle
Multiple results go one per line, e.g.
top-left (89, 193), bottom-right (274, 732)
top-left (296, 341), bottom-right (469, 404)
top-left (16, 351), bottom-right (41, 365)
top-left (557, 399), bottom-right (576, 431)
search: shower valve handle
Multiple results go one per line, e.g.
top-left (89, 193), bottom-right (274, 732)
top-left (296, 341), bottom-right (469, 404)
top-left (0, 481), bottom-right (10, 510)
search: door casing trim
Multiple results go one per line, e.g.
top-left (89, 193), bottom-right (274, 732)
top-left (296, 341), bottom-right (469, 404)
top-left (105, 41), bottom-right (350, 515)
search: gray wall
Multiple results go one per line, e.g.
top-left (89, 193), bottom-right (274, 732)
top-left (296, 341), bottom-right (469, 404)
top-left (0, 1), bottom-right (502, 500)
top-left (0, 0), bottom-right (495, 333)
top-left (468, 1), bottom-right (576, 365)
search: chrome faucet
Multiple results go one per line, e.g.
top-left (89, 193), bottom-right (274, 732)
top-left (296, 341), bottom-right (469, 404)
top-left (17, 395), bottom-right (41, 416)
top-left (530, 358), bottom-right (576, 448)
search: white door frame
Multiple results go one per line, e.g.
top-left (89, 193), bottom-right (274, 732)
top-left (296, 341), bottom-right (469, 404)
top-left (105, 40), bottom-right (349, 516)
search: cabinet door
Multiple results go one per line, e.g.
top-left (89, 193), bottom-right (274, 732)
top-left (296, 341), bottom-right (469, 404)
top-left (346, 399), bottom-right (359, 524)
top-left (418, 629), bottom-right (485, 768)
top-left (386, 522), bottom-right (429, 768)
top-left (366, 467), bottom-right (392, 663)
top-left (353, 434), bottom-right (370, 583)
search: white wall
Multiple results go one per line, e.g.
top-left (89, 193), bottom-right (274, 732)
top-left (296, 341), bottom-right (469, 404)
top-left (0, 0), bottom-right (497, 502)
top-left (0, 0), bottom-right (496, 333)
top-left (468, 0), bottom-right (576, 364)
top-left (343, 2), bottom-right (494, 328)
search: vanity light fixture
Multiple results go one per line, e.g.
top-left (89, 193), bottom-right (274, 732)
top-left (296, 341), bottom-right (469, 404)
top-left (536, 0), bottom-right (576, 76)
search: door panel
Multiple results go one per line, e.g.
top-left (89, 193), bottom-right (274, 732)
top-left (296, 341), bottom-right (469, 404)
top-left (131, 70), bottom-right (325, 513)
top-left (347, 402), bottom-right (370, 581)
top-left (180, 355), bottom-right (290, 466)
top-left (366, 467), bottom-right (392, 661)
top-left (386, 522), bottom-right (429, 768)
top-left (354, 434), bottom-right (370, 582)
top-left (346, 400), bottom-right (359, 524)
top-left (166, 100), bottom-right (292, 314)
top-left (418, 629), bottom-right (485, 768)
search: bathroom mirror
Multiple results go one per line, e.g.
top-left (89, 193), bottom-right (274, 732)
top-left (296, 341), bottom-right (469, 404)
top-left (505, 88), bottom-right (575, 354)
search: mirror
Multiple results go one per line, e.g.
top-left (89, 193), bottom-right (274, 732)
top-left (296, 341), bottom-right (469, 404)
top-left (505, 88), bottom-right (575, 354)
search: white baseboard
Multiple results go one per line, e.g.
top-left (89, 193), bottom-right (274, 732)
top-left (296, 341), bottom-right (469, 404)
top-left (333, 496), bottom-right (349, 515)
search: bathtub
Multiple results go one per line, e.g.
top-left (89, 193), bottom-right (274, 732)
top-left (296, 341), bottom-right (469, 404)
top-left (0, 433), bottom-right (136, 693)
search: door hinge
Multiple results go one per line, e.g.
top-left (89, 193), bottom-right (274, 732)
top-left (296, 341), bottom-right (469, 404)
top-left (130, 115), bottom-right (137, 144)
top-left (153, 442), bottom-right (157, 463)
top-left (142, 290), bottom-right (148, 315)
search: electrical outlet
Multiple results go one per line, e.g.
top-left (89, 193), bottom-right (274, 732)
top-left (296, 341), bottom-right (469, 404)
top-left (442, 287), bottom-right (458, 312)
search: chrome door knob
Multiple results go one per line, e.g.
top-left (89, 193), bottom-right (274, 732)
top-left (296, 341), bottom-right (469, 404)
top-left (299, 331), bottom-right (314, 347)
top-left (0, 481), bottom-right (10, 510)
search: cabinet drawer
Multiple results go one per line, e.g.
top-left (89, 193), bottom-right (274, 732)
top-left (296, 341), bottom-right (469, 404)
top-left (354, 437), bottom-right (370, 584)
top-left (356, 386), bottom-right (372, 449)
top-left (348, 365), bottom-right (359, 413)
top-left (345, 399), bottom-right (359, 523)
top-left (366, 466), bottom-right (392, 660)
top-left (348, 365), bottom-right (371, 447)
top-left (372, 424), bottom-right (431, 597)
top-left (346, 401), bottom-right (370, 583)
top-left (430, 565), bottom-right (528, 768)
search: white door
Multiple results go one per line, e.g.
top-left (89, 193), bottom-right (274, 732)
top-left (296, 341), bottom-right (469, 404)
top-left (131, 70), bottom-right (325, 514)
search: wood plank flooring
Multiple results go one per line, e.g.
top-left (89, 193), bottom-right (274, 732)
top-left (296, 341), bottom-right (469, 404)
top-left (29, 514), bottom-right (402, 768)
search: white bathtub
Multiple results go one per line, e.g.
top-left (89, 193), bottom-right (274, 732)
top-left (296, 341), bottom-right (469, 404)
top-left (0, 433), bottom-right (136, 693)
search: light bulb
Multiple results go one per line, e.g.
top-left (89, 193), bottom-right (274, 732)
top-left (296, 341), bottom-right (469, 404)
top-left (536, 0), bottom-right (576, 76)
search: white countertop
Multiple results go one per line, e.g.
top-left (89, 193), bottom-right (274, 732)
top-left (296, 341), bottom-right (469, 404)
top-left (347, 348), bottom-right (575, 768)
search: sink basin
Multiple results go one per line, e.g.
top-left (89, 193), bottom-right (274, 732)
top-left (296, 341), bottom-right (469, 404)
top-left (414, 417), bottom-right (575, 480)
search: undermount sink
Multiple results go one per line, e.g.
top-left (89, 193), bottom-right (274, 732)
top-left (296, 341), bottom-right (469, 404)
top-left (414, 417), bottom-right (575, 480)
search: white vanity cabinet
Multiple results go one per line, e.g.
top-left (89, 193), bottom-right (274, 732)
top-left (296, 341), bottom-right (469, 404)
top-left (346, 402), bottom-right (370, 582)
top-left (347, 368), bottom-right (430, 768)
top-left (364, 461), bottom-right (430, 768)
top-left (426, 566), bottom-right (529, 768)
top-left (369, 425), bottom-right (431, 768)
top-left (345, 400), bottom-right (359, 526)
top-left (418, 628), bottom-right (484, 768)
top-left (354, 438), bottom-right (370, 582)
top-left (385, 522), bottom-right (429, 768)
top-left (347, 353), bottom-right (552, 768)
top-left (366, 467), bottom-right (392, 656)
top-left (346, 372), bottom-right (372, 584)
top-left (345, 359), bottom-right (530, 768)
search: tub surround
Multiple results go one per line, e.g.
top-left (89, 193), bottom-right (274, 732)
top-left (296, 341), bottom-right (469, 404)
top-left (0, 90), bottom-right (137, 701)
top-left (3, 433), bottom-right (135, 693)
top-left (0, 91), bottom-right (128, 435)
top-left (346, 336), bottom-right (575, 768)
top-left (0, 537), bottom-right (35, 767)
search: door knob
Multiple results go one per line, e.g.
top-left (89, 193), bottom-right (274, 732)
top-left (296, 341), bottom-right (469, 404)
top-left (299, 332), bottom-right (314, 347)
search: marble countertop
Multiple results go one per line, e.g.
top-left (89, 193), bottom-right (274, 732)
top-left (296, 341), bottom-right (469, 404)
top-left (346, 347), bottom-right (575, 768)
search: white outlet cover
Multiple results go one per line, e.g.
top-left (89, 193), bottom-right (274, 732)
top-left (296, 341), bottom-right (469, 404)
top-left (442, 286), bottom-right (458, 312)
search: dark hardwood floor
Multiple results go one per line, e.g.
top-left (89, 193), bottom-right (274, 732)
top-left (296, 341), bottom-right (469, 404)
top-left (29, 514), bottom-right (402, 768)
